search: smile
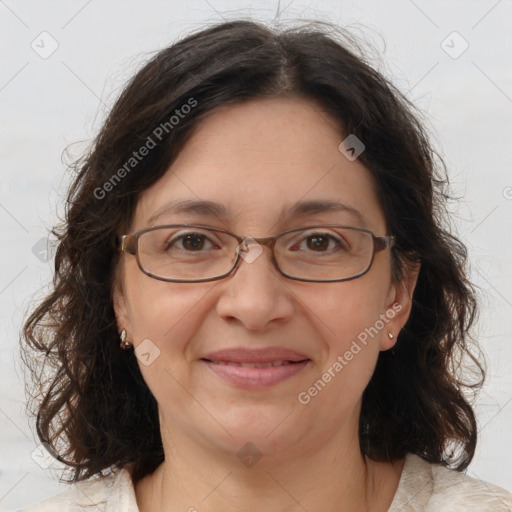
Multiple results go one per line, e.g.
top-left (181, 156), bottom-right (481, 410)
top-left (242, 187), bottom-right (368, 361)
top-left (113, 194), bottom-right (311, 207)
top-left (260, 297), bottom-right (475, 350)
top-left (201, 359), bottom-right (310, 389)
top-left (204, 359), bottom-right (300, 368)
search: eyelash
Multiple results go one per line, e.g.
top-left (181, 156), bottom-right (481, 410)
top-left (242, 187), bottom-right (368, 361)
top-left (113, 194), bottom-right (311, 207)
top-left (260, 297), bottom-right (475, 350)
top-left (164, 231), bottom-right (347, 253)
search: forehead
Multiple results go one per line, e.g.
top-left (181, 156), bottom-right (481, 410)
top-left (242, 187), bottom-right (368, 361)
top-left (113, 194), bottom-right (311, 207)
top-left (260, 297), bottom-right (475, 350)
top-left (134, 97), bottom-right (386, 234)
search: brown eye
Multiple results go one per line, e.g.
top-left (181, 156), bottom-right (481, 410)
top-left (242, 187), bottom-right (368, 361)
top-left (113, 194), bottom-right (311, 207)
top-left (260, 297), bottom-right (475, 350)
top-left (306, 234), bottom-right (331, 251)
top-left (181, 234), bottom-right (207, 251)
top-left (165, 232), bottom-right (214, 252)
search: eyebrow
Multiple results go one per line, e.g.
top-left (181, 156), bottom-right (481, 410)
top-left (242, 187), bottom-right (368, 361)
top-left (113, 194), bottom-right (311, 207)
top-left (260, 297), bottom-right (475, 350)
top-left (286, 199), bottom-right (366, 226)
top-left (148, 199), bottom-right (229, 224)
top-left (147, 198), bottom-right (367, 227)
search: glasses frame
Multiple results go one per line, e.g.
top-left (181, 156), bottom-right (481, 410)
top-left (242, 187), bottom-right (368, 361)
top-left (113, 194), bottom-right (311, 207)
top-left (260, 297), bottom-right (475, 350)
top-left (118, 223), bottom-right (395, 283)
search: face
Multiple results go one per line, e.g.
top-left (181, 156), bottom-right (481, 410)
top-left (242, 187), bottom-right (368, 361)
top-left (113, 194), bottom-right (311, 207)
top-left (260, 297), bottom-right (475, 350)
top-left (114, 97), bottom-right (416, 463)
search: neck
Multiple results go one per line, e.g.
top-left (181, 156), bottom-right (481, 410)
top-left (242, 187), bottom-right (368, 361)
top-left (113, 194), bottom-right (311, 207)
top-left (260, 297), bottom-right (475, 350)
top-left (134, 413), bottom-right (403, 512)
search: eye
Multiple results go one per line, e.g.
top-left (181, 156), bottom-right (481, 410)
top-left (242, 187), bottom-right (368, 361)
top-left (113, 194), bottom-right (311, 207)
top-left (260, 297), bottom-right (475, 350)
top-left (165, 231), bottom-right (218, 252)
top-left (290, 231), bottom-right (349, 253)
top-left (304, 233), bottom-right (336, 252)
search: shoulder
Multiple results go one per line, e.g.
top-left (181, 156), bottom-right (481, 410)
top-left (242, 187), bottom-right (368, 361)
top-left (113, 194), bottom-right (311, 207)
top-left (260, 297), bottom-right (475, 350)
top-left (428, 461), bottom-right (512, 511)
top-left (15, 468), bottom-right (139, 512)
top-left (389, 453), bottom-right (512, 511)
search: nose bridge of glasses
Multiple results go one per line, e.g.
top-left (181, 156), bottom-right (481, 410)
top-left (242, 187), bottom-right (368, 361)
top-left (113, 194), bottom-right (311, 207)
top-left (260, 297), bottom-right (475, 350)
top-left (227, 233), bottom-right (282, 279)
top-left (244, 234), bottom-right (277, 249)
top-left (233, 233), bottom-right (276, 260)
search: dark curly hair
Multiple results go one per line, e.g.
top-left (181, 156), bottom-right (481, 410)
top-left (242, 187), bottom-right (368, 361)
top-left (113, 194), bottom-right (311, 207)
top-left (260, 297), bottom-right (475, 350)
top-left (22, 19), bottom-right (484, 484)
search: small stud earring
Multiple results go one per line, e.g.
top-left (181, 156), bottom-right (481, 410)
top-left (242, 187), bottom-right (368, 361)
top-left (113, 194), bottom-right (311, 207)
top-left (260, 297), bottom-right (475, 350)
top-left (388, 332), bottom-right (394, 340)
top-left (120, 329), bottom-right (132, 350)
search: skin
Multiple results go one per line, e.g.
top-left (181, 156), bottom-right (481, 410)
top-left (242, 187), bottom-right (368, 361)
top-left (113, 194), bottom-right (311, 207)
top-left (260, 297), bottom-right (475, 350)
top-left (114, 97), bottom-right (419, 512)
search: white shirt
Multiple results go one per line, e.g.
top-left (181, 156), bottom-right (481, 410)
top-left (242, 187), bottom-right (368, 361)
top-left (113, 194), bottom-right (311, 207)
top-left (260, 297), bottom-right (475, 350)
top-left (16, 453), bottom-right (512, 511)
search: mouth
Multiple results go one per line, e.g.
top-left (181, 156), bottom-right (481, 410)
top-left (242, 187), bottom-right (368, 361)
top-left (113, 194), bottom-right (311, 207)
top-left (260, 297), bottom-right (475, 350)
top-left (201, 359), bottom-right (307, 367)
top-left (200, 358), bottom-right (311, 389)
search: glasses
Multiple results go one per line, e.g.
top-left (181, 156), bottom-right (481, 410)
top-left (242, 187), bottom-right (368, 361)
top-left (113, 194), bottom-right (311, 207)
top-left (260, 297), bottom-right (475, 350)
top-left (118, 224), bottom-right (395, 283)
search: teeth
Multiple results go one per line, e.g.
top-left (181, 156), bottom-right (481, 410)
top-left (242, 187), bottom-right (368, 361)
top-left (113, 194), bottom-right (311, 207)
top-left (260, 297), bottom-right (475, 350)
top-left (210, 360), bottom-right (293, 367)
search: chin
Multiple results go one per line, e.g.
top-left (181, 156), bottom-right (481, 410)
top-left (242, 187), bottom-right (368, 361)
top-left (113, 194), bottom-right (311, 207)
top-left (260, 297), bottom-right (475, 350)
top-left (210, 405), bottom-right (304, 453)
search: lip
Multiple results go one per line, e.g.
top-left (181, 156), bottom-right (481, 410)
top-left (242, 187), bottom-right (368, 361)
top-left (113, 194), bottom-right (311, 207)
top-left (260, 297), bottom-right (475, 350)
top-left (200, 347), bottom-right (311, 390)
top-left (202, 359), bottom-right (310, 390)
top-left (202, 347), bottom-right (310, 364)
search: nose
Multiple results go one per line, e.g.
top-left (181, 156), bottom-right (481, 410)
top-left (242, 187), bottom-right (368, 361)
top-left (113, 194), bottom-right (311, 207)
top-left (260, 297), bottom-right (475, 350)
top-left (215, 242), bottom-right (295, 331)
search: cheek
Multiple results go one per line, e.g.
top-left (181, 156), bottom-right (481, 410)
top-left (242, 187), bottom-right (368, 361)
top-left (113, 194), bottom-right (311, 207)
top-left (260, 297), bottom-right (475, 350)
top-left (315, 277), bottom-right (389, 341)
top-left (297, 286), bottom-right (388, 416)
top-left (123, 274), bottom-right (217, 405)
top-left (306, 274), bottom-right (391, 384)
top-left (124, 267), bottom-right (216, 352)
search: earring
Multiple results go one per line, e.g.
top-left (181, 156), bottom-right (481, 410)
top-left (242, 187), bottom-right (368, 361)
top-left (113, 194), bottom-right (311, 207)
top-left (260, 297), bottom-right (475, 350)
top-left (120, 329), bottom-right (132, 350)
top-left (388, 332), bottom-right (394, 340)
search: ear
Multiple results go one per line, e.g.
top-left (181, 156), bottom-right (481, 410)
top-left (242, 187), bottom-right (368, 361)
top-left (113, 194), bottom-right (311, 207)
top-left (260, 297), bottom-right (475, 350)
top-left (380, 262), bottom-right (421, 351)
top-left (112, 280), bottom-right (131, 334)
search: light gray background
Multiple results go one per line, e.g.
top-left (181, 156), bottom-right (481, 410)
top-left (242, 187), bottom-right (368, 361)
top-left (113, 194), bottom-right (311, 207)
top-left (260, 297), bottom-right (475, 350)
top-left (1, 0), bottom-right (511, 509)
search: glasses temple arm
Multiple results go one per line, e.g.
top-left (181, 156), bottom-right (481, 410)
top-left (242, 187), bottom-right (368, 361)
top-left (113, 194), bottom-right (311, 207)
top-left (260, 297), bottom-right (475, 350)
top-left (374, 235), bottom-right (395, 251)
top-left (118, 235), bottom-right (137, 255)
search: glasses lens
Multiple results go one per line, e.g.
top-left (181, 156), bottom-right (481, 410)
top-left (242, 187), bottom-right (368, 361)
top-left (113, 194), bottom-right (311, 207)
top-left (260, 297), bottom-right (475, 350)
top-left (275, 227), bottom-right (374, 281)
top-left (135, 225), bottom-right (375, 282)
top-left (137, 227), bottom-right (238, 281)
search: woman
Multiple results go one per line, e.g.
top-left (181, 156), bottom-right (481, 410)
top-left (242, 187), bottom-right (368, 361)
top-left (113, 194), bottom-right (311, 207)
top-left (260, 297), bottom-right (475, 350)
top-left (20, 19), bottom-right (512, 511)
